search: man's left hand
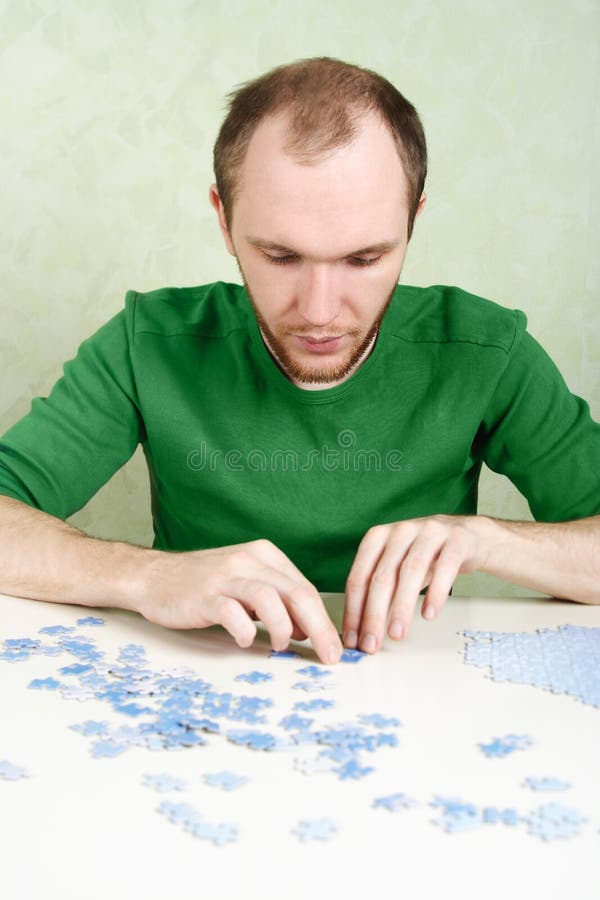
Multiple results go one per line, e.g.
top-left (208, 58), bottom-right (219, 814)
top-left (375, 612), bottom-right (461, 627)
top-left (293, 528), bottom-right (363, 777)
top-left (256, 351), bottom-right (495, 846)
top-left (342, 515), bottom-right (490, 652)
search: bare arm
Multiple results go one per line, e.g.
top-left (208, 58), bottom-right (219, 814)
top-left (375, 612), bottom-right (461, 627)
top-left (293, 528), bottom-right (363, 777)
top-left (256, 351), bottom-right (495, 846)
top-left (343, 513), bottom-right (600, 652)
top-left (0, 496), bottom-right (146, 609)
top-left (474, 514), bottom-right (600, 603)
top-left (0, 496), bottom-right (342, 664)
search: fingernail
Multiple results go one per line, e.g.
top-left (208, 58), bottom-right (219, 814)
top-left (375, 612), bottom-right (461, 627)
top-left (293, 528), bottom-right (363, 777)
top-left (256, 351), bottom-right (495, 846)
top-left (343, 629), bottom-right (357, 648)
top-left (327, 643), bottom-right (342, 665)
top-left (361, 633), bottom-right (376, 653)
top-left (389, 620), bottom-right (403, 640)
top-left (424, 605), bottom-right (436, 620)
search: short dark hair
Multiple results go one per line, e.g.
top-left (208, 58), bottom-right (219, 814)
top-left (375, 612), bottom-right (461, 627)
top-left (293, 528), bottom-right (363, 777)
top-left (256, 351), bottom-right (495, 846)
top-left (213, 56), bottom-right (427, 240)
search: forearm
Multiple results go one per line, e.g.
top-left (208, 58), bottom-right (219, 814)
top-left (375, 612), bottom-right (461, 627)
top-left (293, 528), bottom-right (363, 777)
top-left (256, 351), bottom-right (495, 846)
top-left (0, 495), bottom-right (156, 612)
top-left (475, 514), bottom-right (600, 603)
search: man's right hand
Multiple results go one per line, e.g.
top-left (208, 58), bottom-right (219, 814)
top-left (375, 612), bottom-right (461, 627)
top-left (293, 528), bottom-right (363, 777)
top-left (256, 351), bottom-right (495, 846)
top-left (137, 538), bottom-right (343, 665)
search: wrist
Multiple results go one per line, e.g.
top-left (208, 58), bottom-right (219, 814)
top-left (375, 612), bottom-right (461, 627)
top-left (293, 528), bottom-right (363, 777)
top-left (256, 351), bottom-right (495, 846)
top-left (99, 540), bottom-right (166, 614)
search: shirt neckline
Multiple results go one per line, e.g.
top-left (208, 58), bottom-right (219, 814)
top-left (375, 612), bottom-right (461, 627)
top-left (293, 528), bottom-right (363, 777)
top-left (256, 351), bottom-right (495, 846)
top-left (246, 287), bottom-right (395, 405)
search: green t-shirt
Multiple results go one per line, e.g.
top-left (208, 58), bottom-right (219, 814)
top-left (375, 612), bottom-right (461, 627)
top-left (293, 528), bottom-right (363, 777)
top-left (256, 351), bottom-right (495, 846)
top-left (1, 281), bottom-right (599, 590)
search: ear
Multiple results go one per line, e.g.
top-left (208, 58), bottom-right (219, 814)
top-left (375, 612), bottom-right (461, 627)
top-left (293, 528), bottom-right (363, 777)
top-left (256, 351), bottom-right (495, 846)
top-left (209, 184), bottom-right (236, 256)
top-left (415, 192), bottom-right (427, 218)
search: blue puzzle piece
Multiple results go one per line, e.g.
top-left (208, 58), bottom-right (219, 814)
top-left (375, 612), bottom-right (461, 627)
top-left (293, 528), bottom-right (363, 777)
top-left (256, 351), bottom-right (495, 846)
top-left (157, 800), bottom-right (239, 845)
top-left (234, 671), bottom-right (273, 684)
top-left (0, 760), bottom-right (29, 780)
top-left (70, 720), bottom-right (109, 737)
top-left (226, 729), bottom-right (277, 751)
top-left (372, 792), bottom-right (417, 812)
top-left (90, 740), bottom-right (128, 759)
top-left (77, 617), bottom-right (105, 627)
top-left (524, 802), bottom-right (587, 841)
top-left (203, 771), bottom-right (250, 791)
top-left (296, 665), bottom-right (332, 678)
top-left (293, 699), bottom-right (335, 712)
top-left (279, 714), bottom-right (314, 731)
top-left (292, 680), bottom-right (330, 692)
top-left (431, 796), bottom-right (483, 833)
top-left (482, 806), bottom-right (522, 827)
top-left (0, 649), bottom-right (30, 662)
top-left (292, 818), bottom-right (338, 842)
top-left (28, 677), bottom-right (61, 690)
top-left (478, 734), bottom-right (534, 758)
top-left (59, 664), bottom-right (94, 676)
top-left (38, 625), bottom-right (75, 635)
top-left (5, 638), bottom-right (41, 650)
top-left (142, 772), bottom-right (187, 793)
top-left (334, 759), bottom-right (374, 780)
top-left (359, 713), bottom-right (402, 729)
top-left (340, 648), bottom-right (366, 663)
top-left (522, 776), bottom-right (571, 792)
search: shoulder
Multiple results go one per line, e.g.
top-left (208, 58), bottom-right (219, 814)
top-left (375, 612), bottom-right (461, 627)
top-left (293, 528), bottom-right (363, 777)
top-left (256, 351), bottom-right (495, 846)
top-left (388, 284), bottom-right (527, 355)
top-left (123, 281), bottom-right (250, 338)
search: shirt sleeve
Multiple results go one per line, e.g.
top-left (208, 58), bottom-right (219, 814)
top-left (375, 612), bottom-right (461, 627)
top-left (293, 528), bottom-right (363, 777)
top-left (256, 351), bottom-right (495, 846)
top-left (0, 302), bottom-right (145, 519)
top-left (478, 318), bottom-right (600, 521)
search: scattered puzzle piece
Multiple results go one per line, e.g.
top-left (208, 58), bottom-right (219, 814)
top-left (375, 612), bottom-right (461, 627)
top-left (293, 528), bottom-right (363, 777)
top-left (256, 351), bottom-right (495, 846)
top-left (0, 760), bottom-right (29, 781)
top-left (234, 671), bottom-right (273, 684)
top-left (28, 677), bottom-right (61, 690)
top-left (293, 699), bottom-right (335, 712)
top-left (296, 665), bottom-right (332, 679)
top-left (372, 792), bottom-right (417, 812)
top-left (478, 734), bottom-right (534, 758)
top-left (142, 772), bottom-right (187, 793)
top-left (157, 800), bottom-right (239, 845)
top-left (90, 740), bottom-right (129, 759)
top-left (340, 648), bottom-right (366, 664)
top-left (334, 759), bottom-right (374, 780)
top-left (203, 771), bottom-right (250, 791)
top-left (292, 818), bottom-right (338, 842)
top-left (294, 756), bottom-right (336, 776)
top-left (522, 776), bottom-right (571, 792)
top-left (431, 796), bottom-right (483, 833)
top-left (359, 713), bottom-right (402, 729)
top-left (524, 802), bottom-right (587, 841)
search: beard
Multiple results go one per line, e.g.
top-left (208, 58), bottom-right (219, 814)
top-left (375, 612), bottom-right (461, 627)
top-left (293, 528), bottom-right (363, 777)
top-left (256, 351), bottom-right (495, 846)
top-left (241, 272), bottom-right (397, 385)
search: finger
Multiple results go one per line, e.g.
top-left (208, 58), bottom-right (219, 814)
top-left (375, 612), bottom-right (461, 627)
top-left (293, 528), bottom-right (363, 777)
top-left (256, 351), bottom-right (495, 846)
top-left (208, 595), bottom-right (258, 648)
top-left (226, 546), bottom-right (342, 664)
top-left (388, 530), bottom-right (445, 639)
top-left (343, 525), bottom-right (389, 648)
top-left (420, 544), bottom-right (464, 621)
top-left (357, 525), bottom-right (420, 652)
top-left (290, 623), bottom-right (308, 642)
top-left (281, 582), bottom-right (341, 664)
top-left (226, 578), bottom-right (294, 651)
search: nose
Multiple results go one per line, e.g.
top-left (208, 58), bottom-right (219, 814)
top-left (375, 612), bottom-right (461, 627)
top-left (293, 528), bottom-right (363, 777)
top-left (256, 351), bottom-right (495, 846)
top-left (296, 263), bottom-right (342, 327)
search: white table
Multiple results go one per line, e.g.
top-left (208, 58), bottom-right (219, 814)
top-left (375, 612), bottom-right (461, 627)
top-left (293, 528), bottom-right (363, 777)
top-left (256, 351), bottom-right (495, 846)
top-left (1, 590), bottom-right (599, 900)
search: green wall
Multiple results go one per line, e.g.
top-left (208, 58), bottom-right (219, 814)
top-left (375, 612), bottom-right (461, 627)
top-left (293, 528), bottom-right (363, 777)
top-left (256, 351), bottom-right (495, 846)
top-left (2, 0), bottom-right (599, 597)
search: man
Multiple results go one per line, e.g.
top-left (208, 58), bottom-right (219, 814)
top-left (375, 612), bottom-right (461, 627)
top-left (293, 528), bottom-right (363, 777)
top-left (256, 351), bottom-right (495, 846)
top-left (1, 57), bottom-right (599, 666)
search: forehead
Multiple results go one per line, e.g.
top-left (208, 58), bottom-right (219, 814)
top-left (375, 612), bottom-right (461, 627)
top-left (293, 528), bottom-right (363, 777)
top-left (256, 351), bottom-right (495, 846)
top-left (232, 111), bottom-right (409, 247)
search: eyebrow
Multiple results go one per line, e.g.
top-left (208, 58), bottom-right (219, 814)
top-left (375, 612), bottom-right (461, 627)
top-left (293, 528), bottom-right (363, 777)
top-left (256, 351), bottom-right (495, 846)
top-left (245, 236), bottom-right (401, 259)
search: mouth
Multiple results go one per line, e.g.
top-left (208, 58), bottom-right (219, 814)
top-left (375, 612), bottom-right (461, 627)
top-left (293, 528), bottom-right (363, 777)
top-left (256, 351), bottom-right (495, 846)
top-left (295, 335), bottom-right (345, 354)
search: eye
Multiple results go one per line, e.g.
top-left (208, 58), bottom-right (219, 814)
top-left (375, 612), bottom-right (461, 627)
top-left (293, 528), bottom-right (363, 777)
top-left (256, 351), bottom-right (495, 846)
top-left (349, 256), bottom-right (382, 267)
top-left (264, 253), bottom-right (298, 265)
